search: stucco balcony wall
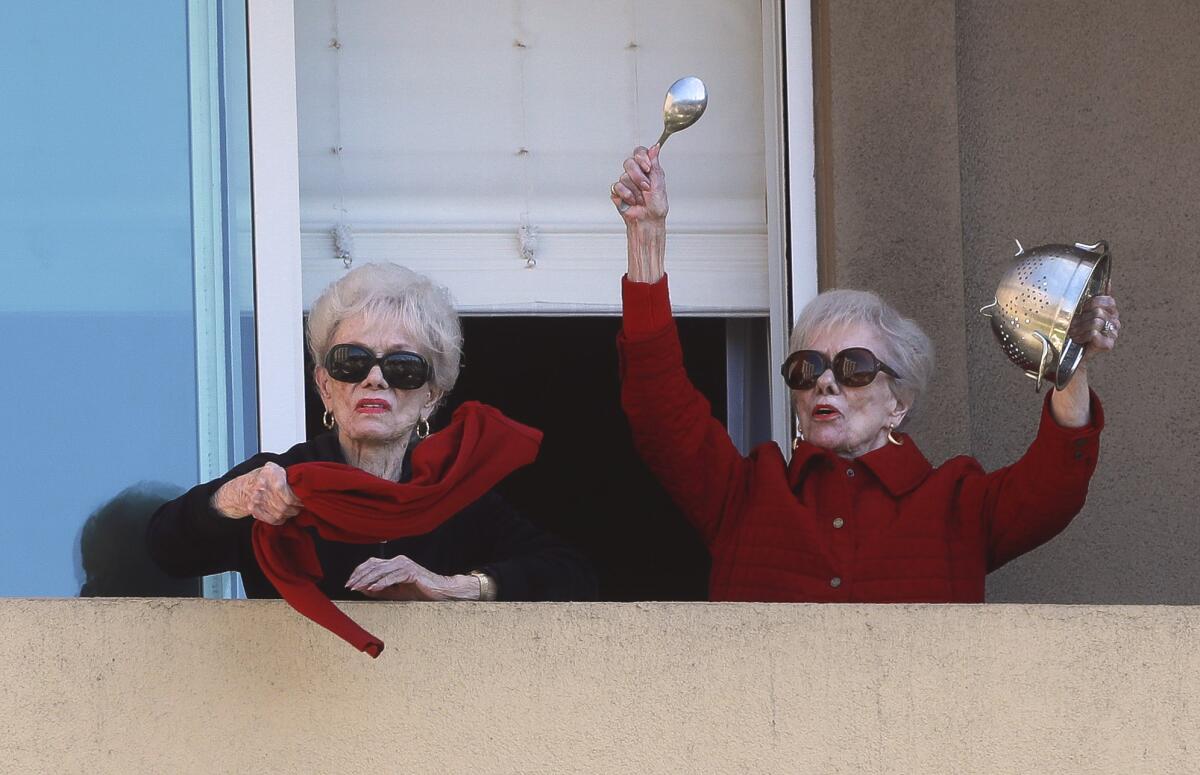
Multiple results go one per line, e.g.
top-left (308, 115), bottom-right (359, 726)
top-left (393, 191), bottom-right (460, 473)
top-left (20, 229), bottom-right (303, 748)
top-left (2, 599), bottom-right (1197, 773)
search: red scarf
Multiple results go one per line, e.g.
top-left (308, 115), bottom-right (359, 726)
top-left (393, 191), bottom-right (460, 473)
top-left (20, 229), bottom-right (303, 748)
top-left (251, 402), bottom-right (542, 657)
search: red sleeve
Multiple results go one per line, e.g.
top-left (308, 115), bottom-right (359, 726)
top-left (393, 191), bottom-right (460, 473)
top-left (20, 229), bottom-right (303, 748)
top-left (964, 390), bottom-right (1104, 570)
top-left (618, 274), bottom-right (749, 547)
top-left (621, 274), bottom-right (676, 337)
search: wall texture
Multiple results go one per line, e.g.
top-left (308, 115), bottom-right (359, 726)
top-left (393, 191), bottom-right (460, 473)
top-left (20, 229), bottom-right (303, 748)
top-left (2, 599), bottom-right (1199, 774)
top-left (824, 0), bottom-right (1200, 601)
top-left (824, 0), bottom-right (971, 464)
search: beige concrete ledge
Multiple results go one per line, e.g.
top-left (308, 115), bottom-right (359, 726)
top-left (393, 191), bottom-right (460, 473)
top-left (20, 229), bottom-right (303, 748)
top-left (2, 599), bottom-right (1198, 774)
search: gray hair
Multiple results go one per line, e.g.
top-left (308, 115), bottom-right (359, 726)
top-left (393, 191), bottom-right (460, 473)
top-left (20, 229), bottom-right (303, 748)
top-left (788, 289), bottom-right (934, 421)
top-left (307, 263), bottom-right (462, 400)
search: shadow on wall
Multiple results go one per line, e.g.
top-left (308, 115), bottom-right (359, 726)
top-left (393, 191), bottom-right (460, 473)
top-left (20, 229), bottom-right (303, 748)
top-left (77, 482), bottom-right (200, 598)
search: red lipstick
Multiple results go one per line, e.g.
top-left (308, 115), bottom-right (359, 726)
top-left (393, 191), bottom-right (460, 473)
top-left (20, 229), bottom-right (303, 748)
top-left (811, 403), bottom-right (841, 421)
top-left (355, 398), bottom-right (392, 413)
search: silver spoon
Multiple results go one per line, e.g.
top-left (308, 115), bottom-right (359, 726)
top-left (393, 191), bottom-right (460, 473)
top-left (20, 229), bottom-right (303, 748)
top-left (655, 76), bottom-right (708, 149)
top-left (615, 77), bottom-right (708, 212)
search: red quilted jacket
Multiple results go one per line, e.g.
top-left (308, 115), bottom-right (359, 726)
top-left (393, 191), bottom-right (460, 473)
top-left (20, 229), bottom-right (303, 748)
top-left (618, 276), bottom-right (1103, 603)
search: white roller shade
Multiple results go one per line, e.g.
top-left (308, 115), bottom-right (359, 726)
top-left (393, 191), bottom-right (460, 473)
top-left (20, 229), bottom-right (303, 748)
top-left (295, 0), bottom-right (768, 314)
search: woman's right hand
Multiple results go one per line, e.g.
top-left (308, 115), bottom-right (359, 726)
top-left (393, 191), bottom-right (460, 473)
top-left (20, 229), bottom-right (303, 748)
top-left (612, 145), bottom-right (669, 283)
top-left (211, 461), bottom-right (302, 525)
top-left (610, 145), bottom-right (668, 226)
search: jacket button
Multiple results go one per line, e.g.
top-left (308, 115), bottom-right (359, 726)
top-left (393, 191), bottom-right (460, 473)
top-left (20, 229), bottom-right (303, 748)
top-left (832, 517), bottom-right (844, 528)
top-left (830, 576), bottom-right (842, 588)
top-left (845, 469), bottom-right (855, 478)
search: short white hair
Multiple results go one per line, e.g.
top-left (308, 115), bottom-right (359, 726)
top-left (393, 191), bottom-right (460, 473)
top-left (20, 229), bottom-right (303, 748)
top-left (307, 263), bottom-right (462, 399)
top-left (788, 289), bottom-right (934, 420)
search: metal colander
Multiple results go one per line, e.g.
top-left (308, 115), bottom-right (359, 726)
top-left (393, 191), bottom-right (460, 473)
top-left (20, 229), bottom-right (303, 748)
top-left (980, 240), bottom-right (1112, 392)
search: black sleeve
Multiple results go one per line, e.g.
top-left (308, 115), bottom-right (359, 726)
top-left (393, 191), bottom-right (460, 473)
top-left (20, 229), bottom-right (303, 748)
top-left (468, 493), bottom-right (598, 602)
top-left (145, 452), bottom-right (282, 578)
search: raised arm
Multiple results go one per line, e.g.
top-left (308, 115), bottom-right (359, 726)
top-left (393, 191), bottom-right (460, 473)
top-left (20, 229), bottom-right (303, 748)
top-left (965, 391), bottom-right (1105, 570)
top-left (611, 145), bottom-right (668, 283)
top-left (972, 287), bottom-right (1120, 568)
top-left (611, 146), bottom-right (751, 546)
top-left (1048, 280), bottom-right (1120, 427)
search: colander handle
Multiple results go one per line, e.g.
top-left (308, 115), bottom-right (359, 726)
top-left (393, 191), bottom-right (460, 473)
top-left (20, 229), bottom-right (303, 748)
top-left (1074, 240), bottom-right (1109, 257)
top-left (1031, 331), bottom-right (1055, 393)
top-left (979, 300), bottom-right (998, 319)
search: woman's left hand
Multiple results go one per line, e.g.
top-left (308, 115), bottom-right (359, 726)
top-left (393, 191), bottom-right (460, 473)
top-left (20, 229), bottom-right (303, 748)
top-left (1050, 284), bottom-right (1119, 427)
top-left (346, 555), bottom-right (478, 601)
top-left (1068, 284), bottom-right (1121, 364)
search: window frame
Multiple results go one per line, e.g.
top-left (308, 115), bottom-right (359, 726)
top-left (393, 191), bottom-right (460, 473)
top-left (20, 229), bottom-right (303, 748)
top-left (247, 0), bottom-right (307, 455)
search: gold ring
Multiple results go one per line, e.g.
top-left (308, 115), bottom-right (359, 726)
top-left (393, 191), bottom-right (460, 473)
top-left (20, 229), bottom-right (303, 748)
top-left (610, 183), bottom-right (618, 197)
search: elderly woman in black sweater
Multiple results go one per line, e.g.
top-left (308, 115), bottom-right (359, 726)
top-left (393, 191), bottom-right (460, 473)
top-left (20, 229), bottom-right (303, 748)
top-left (149, 263), bottom-right (595, 604)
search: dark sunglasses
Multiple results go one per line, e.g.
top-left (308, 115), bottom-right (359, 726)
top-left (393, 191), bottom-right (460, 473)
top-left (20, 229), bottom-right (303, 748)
top-left (324, 344), bottom-right (433, 390)
top-left (780, 347), bottom-right (899, 390)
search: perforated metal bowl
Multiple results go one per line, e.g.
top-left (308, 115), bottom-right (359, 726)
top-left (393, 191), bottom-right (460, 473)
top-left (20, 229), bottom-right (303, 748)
top-left (979, 240), bottom-right (1111, 392)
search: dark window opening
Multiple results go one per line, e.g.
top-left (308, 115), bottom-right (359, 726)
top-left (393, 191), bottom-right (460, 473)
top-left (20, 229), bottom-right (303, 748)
top-left (304, 316), bottom-right (771, 601)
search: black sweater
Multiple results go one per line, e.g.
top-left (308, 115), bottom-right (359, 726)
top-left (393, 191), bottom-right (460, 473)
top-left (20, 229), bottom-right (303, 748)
top-left (146, 432), bottom-right (597, 601)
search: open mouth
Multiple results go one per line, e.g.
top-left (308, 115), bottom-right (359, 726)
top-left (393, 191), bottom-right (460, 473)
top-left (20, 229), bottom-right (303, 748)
top-left (355, 399), bottom-right (391, 413)
top-left (812, 405), bottom-right (841, 420)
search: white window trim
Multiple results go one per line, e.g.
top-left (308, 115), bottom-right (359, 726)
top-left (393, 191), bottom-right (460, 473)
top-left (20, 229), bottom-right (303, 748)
top-left (783, 0), bottom-right (820, 310)
top-left (775, 0), bottom-right (820, 448)
top-left (248, 0), bottom-right (306, 455)
top-left (761, 0), bottom-right (791, 450)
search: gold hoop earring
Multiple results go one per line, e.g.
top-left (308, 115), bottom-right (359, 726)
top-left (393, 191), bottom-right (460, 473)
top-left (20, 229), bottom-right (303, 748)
top-left (887, 423), bottom-right (904, 446)
top-left (415, 417), bottom-right (431, 439)
top-left (322, 410), bottom-right (335, 430)
top-left (793, 415), bottom-right (805, 450)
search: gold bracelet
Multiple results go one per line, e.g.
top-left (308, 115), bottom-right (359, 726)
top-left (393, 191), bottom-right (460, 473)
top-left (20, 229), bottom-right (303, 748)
top-left (468, 571), bottom-right (497, 602)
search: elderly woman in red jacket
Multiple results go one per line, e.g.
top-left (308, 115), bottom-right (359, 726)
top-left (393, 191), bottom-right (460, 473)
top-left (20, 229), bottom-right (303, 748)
top-left (609, 145), bottom-right (1120, 602)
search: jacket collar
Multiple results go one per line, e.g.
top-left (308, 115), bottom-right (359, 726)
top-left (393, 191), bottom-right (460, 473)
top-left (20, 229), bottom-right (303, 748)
top-left (788, 433), bottom-right (932, 496)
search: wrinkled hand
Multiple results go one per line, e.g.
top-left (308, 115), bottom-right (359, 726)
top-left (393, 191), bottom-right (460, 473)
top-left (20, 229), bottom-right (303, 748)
top-left (346, 555), bottom-right (470, 601)
top-left (212, 461), bottom-right (302, 525)
top-left (610, 145), bottom-right (668, 224)
top-left (1068, 281), bottom-right (1121, 365)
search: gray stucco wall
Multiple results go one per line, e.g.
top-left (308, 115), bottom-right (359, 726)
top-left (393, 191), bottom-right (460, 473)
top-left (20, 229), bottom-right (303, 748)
top-left (825, 0), bottom-right (971, 463)
top-left (825, 0), bottom-right (1200, 601)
